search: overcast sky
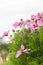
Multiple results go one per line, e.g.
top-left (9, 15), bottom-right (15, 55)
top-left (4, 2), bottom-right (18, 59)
top-left (0, 0), bottom-right (43, 36)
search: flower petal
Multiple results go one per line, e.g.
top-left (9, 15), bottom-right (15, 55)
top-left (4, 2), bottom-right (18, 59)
top-left (16, 50), bottom-right (22, 58)
top-left (13, 22), bottom-right (19, 28)
top-left (21, 45), bottom-right (25, 50)
top-left (24, 49), bottom-right (30, 54)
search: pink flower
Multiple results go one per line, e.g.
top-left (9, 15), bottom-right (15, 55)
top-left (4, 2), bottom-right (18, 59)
top-left (16, 45), bottom-right (30, 58)
top-left (26, 21), bottom-right (33, 29)
top-left (37, 20), bottom-right (43, 27)
top-left (13, 19), bottom-right (24, 28)
top-left (2, 30), bottom-right (9, 37)
top-left (30, 19), bottom-right (43, 32)
top-left (13, 21), bottom-right (23, 28)
top-left (37, 12), bottom-right (43, 20)
top-left (13, 19), bottom-right (29, 29)
top-left (29, 22), bottom-right (39, 32)
top-left (31, 15), bottom-right (39, 21)
top-left (31, 15), bottom-right (36, 21)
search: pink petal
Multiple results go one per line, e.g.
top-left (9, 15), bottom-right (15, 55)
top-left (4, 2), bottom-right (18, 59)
top-left (13, 22), bottom-right (19, 28)
top-left (22, 21), bottom-right (27, 26)
top-left (31, 15), bottom-right (36, 19)
top-left (37, 20), bottom-right (43, 26)
top-left (24, 51), bottom-right (30, 54)
top-left (21, 45), bottom-right (25, 50)
top-left (16, 50), bottom-right (22, 58)
top-left (24, 49), bottom-right (30, 54)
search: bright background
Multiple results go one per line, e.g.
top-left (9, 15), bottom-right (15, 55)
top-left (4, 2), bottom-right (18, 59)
top-left (0, 0), bottom-right (43, 36)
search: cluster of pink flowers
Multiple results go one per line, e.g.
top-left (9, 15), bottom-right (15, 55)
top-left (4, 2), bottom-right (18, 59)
top-left (13, 12), bottom-right (43, 32)
top-left (2, 12), bottom-right (43, 57)
top-left (2, 12), bottom-right (43, 38)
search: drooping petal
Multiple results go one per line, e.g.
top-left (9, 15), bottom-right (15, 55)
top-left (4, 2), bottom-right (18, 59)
top-left (21, 45), bottom-right (25, 50)
top-left (16, 50), bottom-right (22, 58)
top-left (24, 49), bottom-right (30, 54)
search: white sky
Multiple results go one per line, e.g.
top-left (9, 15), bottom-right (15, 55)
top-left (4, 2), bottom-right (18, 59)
top-left (0, 0), bottom-right (43, 36)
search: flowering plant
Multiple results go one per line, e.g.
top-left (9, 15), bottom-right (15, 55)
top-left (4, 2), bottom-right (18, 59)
top-left (0, 12), bottom-right (43, 65)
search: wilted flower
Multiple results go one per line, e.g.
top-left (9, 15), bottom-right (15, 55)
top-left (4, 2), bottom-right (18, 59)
top-left (16, 45), bottom-right (30, 58)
